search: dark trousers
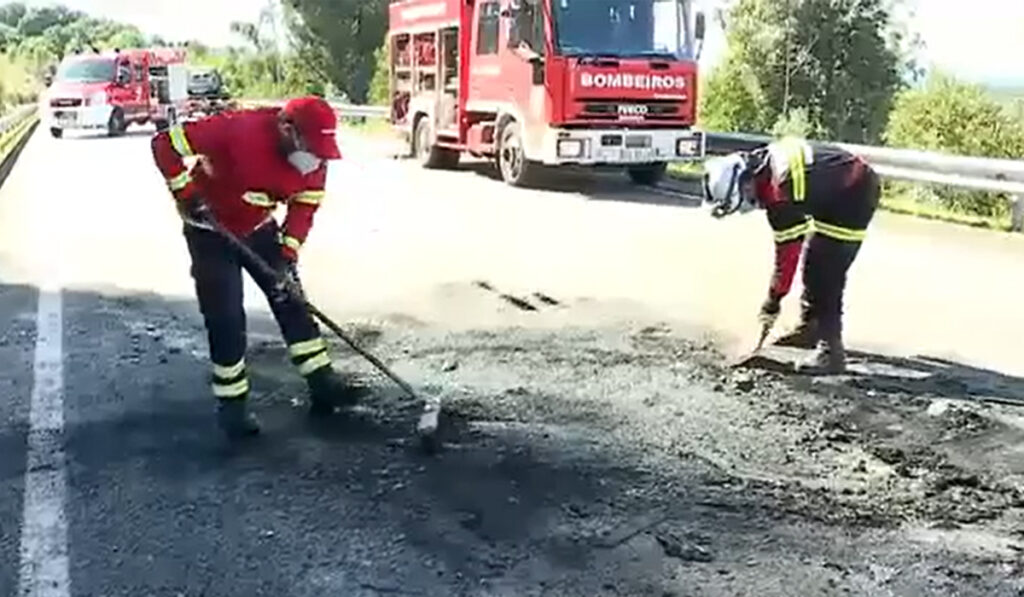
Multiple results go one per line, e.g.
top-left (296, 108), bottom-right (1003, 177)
top-left (801, 168), bottom-right (881, 340)
top-left (183, 219), bottom-right (331, 400)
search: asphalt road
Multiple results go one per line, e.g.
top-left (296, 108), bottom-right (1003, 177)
top-left (1, 125), bottom-right (1022, 596)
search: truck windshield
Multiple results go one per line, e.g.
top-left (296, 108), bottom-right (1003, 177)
top-left (55, 58), bottom-right (115, 83)
top-left (553, 0), bottom-right (692, 59)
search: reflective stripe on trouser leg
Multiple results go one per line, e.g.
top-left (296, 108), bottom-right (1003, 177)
top-left (288, 336), bottom-right (332, 376)
top-left (211, 358), bottom-right (249, 399)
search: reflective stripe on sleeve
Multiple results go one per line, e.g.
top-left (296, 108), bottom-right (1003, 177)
top-left (291, 190), bottom-right (325, 205)
top-left (168, 124), bottom-right (195, 157)
top-left (281, 235), bottom-right (302, 251)
top-left (166, 171), bottom-right (192, 192)
top-left (242, 191), bottom-right (275, 207)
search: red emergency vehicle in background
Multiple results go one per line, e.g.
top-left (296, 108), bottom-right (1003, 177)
top-left (387, 0), bottom-right (707, 186)
top-left (42, 47), bottom-right (189, 139)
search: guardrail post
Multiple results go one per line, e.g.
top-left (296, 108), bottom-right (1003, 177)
top-left (1012, 195), bottom-right (1024, 233)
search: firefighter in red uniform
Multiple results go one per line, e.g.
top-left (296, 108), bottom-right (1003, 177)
top-left (702, 137), bottom-right (881, 373)
top-left (151, 96), bottom-right (365, 438)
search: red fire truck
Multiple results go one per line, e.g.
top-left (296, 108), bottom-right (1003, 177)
top-left (387, 0), bottom-right (706, 186)
top-left (42, 47), bottom-right (189, 139)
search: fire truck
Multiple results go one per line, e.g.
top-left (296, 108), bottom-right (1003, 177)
top-left (42, 47), bottom-right (189, 138)
top-left (387, 0), bottom-right (707, 186)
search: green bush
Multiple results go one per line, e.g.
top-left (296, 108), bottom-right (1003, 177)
top-left (883, 72), bottom-right (1024, 219)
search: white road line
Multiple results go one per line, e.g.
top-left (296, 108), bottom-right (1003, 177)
top-left (17, 281), bottom-right (69, 597)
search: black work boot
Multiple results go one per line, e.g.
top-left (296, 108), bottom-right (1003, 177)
top-left (773, 318), bottom-right (819, 349)
top-left (774, 297), bottom-right (819, 349)
top-left (306, 366), bottom-right (369, 416)
top-left (795, 336), bottom-right (846, 374)
top-left (216, 399), bottom-right (261, 439)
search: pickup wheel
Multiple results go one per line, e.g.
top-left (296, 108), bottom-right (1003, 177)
top-left (414, 117), bottom-right (459, 169)
top-left (49, 127), bottom-right (63, 139)
top-left (626, 162), bottom-right (668, 186)
top-left (497, 120), bottom-right (538, 187)
top-left (107, 108), bottom-right (127, 137)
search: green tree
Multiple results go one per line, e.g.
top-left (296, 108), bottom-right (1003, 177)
top-left (367, 40), bottom-right (389, 106)
top-left (282, 0), bottom-right (388, 103)
top-left (705, 0), bottom-right (908, 143)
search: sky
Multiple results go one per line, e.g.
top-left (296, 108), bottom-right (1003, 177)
top-left (18, 0), bottom-right (1024, 87)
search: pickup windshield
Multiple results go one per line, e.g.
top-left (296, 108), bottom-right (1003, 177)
top-left (553, 0), bottom-right (692, 59)
top-left (55, 58), bottom-right (115, 83)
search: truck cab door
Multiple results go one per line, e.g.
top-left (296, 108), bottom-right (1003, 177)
top-left (112, 59), bottom-right (134, 117)
top-left (467, 0), bottom-right (502, 105)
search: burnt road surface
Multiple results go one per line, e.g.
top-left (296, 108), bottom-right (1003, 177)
top-left (1, 126), bottom-right (1023, 597)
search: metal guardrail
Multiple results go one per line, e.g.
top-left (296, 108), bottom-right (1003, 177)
top-left (0, 104), bottom-right (39, 154)
top-left (0, 103), bottom-right (39, 188)
top-left (254, 100), bottom-right (1024, 232)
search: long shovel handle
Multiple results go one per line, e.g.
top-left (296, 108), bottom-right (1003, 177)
top-left (192, 217), bottom-right (421, 402)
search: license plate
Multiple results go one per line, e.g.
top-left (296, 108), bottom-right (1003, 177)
top-left (621, 147), bottom-right (656, 162)
top-left (55, 111), bottom-right (76, 126)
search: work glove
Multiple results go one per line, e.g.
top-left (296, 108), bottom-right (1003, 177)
top-left (271, 259), bottom-right (305, 304)
top-left (177, 194), bottom-right (213, 228)
top-left (759, 293), bottom-right (781, 330)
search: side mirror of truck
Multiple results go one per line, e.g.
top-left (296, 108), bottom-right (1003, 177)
top-left (529, 55), bottom-right (544, 86)
top-left (43, 73), bottom-right (53, 86)
top-left (695, 11), bottom-right (706, 41)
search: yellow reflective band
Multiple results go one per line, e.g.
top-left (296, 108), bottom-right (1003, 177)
top-left (288, 337), bottom-right (327, 358)
top-left (212, 358), bottom-right (245, 380)
top-left (813, 221), bottom-right (866, 242)
top-left (292, 190), bottom-right (325, 205)
top-left (168, 125), bottom-right (194, 157)
top-left (774, 221), bottom-right (812, 244)
top-left (167, 171), bottom-right (191, 192)
top-left (281, 235), bottom-right (302, 251)
top-left (243, 191), bottom-right (274, 207)
top-left (297, 352), bottom-right (331, 376)
top-left (779, 137), bottom-right (808, 202)
top-left (212, 378), bottom-right (249, 398)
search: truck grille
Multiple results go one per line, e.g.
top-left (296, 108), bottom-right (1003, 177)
top-left (50, 98), bottom-right (82, 108)
top-left (581, 100), bottom-right (681, 120)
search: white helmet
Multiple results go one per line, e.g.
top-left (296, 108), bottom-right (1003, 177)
top-left (703, 153), bottom-right (756, 218)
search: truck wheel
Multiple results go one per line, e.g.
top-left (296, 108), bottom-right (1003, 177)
top-left (497, 120), bottom-right (538, 187)
top-left (49, 127), bottom-right (63, 139)
top-left (627, 162), bottom-right (668, 186)
top-left (413, 117), bottom-right (459, 169)
top-left (107, 108), bottom-right (127, 137)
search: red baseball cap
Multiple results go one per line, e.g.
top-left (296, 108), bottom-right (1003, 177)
top-left (282, 96), bottom-right (341, 160)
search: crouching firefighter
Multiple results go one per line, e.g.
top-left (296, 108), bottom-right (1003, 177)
top-left (151, 96), bottom-right (366, 438)
top-left (702, 137), bottom-right (881, 373)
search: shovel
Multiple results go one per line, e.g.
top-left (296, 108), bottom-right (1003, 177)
top-left (186, 213), bottom-right (444, 452)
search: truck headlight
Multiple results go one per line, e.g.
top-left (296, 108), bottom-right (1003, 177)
top-left (557, 138), bottom-right (584, 158)
top-left (676, 137), bottom-right (700, 156)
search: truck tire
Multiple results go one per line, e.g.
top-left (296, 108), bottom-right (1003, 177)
top-left (497, 120), bottom-right (538, 187)
top-left (627, 162), bottom-right (668, 186)
top-left (413, 117), bottom-right (459, 169)
top-left (49, 127), bottom-right (63, 139)
top-left (107, 108), bottom-right (127, 137)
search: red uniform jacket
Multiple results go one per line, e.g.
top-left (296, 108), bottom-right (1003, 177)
top-left (151, 107), bottom-right (331, 259)
top-left (751, 141), bottom-right (870, 299)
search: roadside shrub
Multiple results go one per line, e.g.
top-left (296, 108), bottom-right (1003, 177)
top-left (883, 72), bottom-right (1024, 219)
